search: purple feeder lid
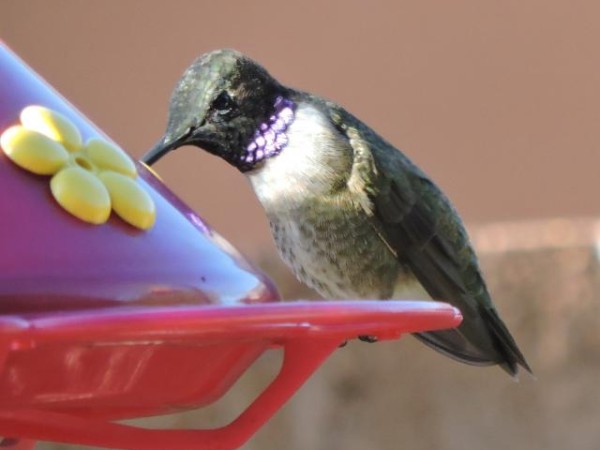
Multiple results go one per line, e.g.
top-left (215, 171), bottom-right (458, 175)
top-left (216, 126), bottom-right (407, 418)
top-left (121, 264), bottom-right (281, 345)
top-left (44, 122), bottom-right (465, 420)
top-left (0, 43), bottom-right (278, 315)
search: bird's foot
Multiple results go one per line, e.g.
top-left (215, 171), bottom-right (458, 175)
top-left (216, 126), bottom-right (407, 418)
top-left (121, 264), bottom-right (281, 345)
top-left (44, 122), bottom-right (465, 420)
top-left (358, 335), bottom-right (378, 343)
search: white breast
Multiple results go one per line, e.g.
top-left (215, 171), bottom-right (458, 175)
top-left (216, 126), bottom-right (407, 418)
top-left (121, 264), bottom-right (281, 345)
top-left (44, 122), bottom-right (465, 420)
top-left (245, 102), bottom-right (409, 299)
top-left (247, 103), bottom-right (350, 214)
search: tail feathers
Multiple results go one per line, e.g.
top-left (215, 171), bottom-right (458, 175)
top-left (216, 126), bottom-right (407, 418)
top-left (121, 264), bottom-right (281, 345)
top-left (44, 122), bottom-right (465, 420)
top-left (413, 329), bottom-right (499, 367)
top-left (413, 307), bottom-right (532, 377)
top-left (480, 307), bottom-right (532, 375)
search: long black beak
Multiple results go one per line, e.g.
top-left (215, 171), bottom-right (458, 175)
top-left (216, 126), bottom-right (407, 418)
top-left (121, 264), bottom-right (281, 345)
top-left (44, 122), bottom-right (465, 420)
top-left (141, 137), bottom-right (183, 166)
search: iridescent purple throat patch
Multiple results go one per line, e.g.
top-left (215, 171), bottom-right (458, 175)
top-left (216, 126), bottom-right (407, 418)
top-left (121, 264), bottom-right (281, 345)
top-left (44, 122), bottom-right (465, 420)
top-left (242, 96), bottom-right (295, 167)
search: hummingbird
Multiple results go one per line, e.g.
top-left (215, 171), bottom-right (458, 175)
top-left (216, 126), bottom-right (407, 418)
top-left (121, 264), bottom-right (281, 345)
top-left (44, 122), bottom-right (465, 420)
top-left (143, 49), bottom-right (531, 376)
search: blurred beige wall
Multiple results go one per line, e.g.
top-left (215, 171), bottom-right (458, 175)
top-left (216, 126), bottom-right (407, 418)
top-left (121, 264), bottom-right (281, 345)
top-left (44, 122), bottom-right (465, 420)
top-left (2, 0), bottom-right (600, 258)
top-left (2, 2), bottom-right (599, 450)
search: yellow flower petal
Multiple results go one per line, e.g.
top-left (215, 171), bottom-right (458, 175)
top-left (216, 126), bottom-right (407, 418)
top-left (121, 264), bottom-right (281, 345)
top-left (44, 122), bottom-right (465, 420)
top-left (1, 125), bottom-right (69, 175)
top-left (20, 106), bottom-right (82, 152)
top-left (85, 138), bottom-right (137, 178)
top-left (51, 167), bottom-right (111, 224)
top-left (99, 172), bottom-right (156, 230)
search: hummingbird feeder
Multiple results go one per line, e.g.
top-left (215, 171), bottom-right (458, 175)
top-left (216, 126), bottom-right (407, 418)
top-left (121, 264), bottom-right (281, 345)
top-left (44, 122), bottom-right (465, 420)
top-left (0, 43), bottom-right (462, 450)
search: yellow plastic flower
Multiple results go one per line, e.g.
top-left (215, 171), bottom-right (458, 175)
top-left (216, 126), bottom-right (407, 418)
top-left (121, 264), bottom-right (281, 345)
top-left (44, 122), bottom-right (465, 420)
top-left (0, 105), bottom-right (155, 230)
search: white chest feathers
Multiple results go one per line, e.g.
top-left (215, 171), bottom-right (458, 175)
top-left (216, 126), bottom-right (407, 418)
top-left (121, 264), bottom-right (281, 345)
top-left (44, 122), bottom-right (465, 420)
top-left (247, 103), bottom-right (351, 213)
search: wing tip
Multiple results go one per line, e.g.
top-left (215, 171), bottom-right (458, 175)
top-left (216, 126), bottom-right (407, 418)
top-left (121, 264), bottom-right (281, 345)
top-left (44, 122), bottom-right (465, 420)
top-left (480, 307), bottom-right (533, 378)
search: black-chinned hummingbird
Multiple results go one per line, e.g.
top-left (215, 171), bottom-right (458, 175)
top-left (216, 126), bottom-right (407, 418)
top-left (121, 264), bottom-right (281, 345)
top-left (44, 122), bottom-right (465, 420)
top-left (143, 49), bottom-right (530, 376)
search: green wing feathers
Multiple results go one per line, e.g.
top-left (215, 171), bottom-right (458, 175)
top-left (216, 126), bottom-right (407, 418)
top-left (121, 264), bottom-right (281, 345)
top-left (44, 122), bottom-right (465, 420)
top-left (330, 106), bottom-right (531, 375)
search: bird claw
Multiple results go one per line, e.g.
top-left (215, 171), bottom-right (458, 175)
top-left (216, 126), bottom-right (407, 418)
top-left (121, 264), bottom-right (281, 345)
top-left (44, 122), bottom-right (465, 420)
top-left (358, 335), bottom-right (378, 343)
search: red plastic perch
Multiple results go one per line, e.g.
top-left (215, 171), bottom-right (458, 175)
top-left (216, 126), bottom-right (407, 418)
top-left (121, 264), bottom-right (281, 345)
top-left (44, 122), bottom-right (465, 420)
top-left (0, 302), bottom-right (461, 450)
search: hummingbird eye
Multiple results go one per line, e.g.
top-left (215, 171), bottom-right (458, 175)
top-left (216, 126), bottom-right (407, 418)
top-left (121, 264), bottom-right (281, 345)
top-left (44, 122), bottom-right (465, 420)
top-left (211, 91), bottom-right (235, 115)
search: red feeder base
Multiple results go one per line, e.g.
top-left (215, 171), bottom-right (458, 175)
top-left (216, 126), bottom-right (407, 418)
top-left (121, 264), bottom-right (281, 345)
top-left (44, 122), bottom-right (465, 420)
top-left (0, 301), bottom-right (461, 450)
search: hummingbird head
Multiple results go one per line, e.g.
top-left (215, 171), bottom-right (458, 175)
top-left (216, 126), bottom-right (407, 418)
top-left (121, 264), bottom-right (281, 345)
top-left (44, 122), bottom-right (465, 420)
top-left (143, 49), bottom-right (295, 172)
